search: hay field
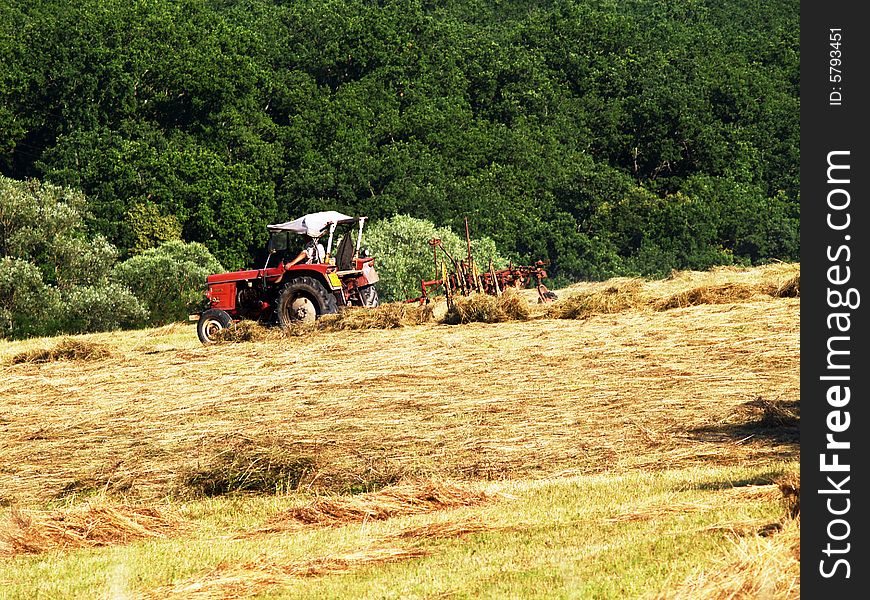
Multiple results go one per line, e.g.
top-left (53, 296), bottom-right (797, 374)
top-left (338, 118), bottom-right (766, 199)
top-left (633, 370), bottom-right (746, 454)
top-left (0, 263), bottom-right (800, 598)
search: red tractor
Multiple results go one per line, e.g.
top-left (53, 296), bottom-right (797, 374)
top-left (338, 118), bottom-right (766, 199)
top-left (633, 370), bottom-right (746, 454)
top-left (190, 211), bottom-right (380, 343)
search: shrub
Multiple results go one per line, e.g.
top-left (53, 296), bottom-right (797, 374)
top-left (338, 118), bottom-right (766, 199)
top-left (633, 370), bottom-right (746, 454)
top-left (114, 240), bottom-right (223, 325)
top-left (61, 283), bottom-right (148, 334)
top-left (364, 215), bottom-right (506, 302)
top-left (0, 258), bottom-right (61, 339)
top-left (1, 176), bottom-right (149, 338)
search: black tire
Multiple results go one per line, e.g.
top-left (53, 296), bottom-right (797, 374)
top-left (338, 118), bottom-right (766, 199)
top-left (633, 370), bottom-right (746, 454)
top-left (197, 308), bottom-right (233, 344)
top-left (359, 284), bottom-right (380, 308)
top-left (277, 276), bottom-right (338, 326)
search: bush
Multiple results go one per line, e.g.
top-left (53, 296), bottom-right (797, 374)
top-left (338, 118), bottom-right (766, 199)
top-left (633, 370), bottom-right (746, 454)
top-left (0, 175), bottom-right (152, 339)
top-left (61, 283), bottom-right (148, 334)
top-left (0, 258), bottom-right (61, 339)
top-left (364, 215), bottom-right (506, 302)
top-left (50, 235), bottom-right (119, 289)
top-left (114, 240), bottom-right (223, 325)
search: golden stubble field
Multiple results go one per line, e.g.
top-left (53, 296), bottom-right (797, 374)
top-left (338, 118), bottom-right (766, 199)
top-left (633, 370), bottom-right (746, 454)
top-left (0, 263), bottom-right (800, 599)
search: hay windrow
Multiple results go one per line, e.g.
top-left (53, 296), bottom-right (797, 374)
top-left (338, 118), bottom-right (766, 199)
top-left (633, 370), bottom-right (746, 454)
top-left (0, 504), bottom-right (184, 556)
top-left (212, 321), bottom-right (274, 343)
top-left (775, 473), bottom-right (800, 519)
top-left (142, 547), bottom-right (429, 599)
top-left (603, 501), bottom-right (716, 524)
top-left (736, 398), bottom-right (800, 428)
top-left (250, 480), bottom-right (491, 534)
top-left (547, 283), bottom-right (643, 320)
top-left (383, 517), bottom-right (515, 541)
top-left (212, 303), bottom-right (436, 343)
top-left (773, 274), bottom-right (800, 298)
top-left (180, 438), bottom-right (318, 497)
top-left (315, 302), bottom-right (435, 330)
top-left (719, 484), bottom-right (781, 503)
top-left (442, 289), bottom-right (530, 324)
top-left (655, 284), bottom-right (763, 311)
top-left (9, 338), bottom-right (115, 364)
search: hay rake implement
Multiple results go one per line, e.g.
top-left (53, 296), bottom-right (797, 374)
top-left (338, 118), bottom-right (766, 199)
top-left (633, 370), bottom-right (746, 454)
top-left (407, 218), bottom-right (558, 307)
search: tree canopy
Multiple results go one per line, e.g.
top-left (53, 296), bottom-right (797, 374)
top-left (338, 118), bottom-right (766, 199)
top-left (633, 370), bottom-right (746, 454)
top-left (1, 0), bottom-right (799, 279)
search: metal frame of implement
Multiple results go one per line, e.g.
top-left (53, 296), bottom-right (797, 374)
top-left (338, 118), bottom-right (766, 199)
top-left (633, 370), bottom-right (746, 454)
top-left (407, 218), bottom-right (557, 306)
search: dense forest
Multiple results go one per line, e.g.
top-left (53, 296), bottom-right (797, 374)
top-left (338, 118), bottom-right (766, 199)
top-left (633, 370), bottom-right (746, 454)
top-left (1, 0), bottom-right (798, 283)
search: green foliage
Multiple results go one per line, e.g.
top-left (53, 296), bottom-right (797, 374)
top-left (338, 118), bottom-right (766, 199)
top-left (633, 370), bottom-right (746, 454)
top-left (126, 202), bottom-right (183, 255)
top-left (62, 283), bottom-right (149, 335)
top-left (0, 175), bottom-right (148, 338)
top-left (1, 0), bottom-right (800, 284)
top-left (590, 187), bottom-right (734, 277)
top-left (0, 177), bottom-right (87, 262)
top-left (114, 240), bottom-right (224, 326)
top-left (0, 258), bottom-right (61, 339)
top-left (364, 215), bottom-right (505, 302)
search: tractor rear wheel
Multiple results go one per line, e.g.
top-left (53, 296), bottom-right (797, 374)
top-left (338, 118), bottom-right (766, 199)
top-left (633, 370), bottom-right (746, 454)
top-left (277, 276), bottom-right (337, 326)
top-left (197, 308), bottom-right (233, 344)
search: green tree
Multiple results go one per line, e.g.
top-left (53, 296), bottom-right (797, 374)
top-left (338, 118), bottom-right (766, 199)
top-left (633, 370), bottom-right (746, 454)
top-left (0, 258), bottom-right (61, 339)
top-left (114, 240), bottom-right (223, 326)
top-left (2, 0), bottom-right (800, 284)
top-left (126, 202), bottom-right (183, 255)
top-left (364, 214), bottom-right (505, 302)
top-left (0, 175), bottom-right (147, 338)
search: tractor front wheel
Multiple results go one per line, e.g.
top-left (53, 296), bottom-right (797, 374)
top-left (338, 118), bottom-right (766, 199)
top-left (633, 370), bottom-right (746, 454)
top-left (197, 308), bottom-right (233, 344)
top-left (277, 277), bottom-right (337, 326)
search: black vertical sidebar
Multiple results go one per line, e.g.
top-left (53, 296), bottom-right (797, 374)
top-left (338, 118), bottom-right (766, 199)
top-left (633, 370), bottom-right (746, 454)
top-left (801, 0), bottom-right (869, 595)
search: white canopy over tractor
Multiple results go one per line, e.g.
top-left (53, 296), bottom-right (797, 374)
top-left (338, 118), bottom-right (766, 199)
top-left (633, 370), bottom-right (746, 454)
top-left (267, 211), bottom-right (355, 237)
top-left (267, 211), bottom-right (367, 265)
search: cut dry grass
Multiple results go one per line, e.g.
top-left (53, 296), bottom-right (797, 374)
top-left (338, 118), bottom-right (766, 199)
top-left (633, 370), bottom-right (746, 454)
top-left (141, 547), bottom-right (429, 600)
top-left (212, 321), bottom-right (273, 343)
top-left (442, 288), bottom-right (530, 324)
top-left (773, 274), bottom-right (800, 298)
top-left (382, 516), bottom-right (518, 541)
top-left (8, 338), bottom-right (115, 364)
top-left (0, 265), bottom-right (800, 504)
top-left (211, 302), bottom-right (437, 343)
top-left (656, 517), bottom-right (800, 600)
top-left (316, 301), bottom-right (435, 330)
top-left (654, 283), bottom-right (762, 311)
top-left (0, 504), bottom-right (184, 557)
top-left (776, 473), bottom-right (800, 519)
top-left (720, 484), bottom-right (782, 503)
top-left (736, 397), bottom-right (800, 428)
top-left (179, 437), bottom-right (318, 497)
top-left (603, 500), bottom-right (716, 524)
top-left (547, 281), bottom-right (644, 319)
top-left (548, 264), bottom-right (800, 319)
top-left (653, 472), bottom-right (800, 600)
top-left (246, 480), bottom-right (491, 535)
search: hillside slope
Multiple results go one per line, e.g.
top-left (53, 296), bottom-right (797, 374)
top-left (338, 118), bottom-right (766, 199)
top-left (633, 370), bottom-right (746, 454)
top-left (0, 264), bottom-right (800, 599)
top-left (1, 266), bottom-right (798, 504)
